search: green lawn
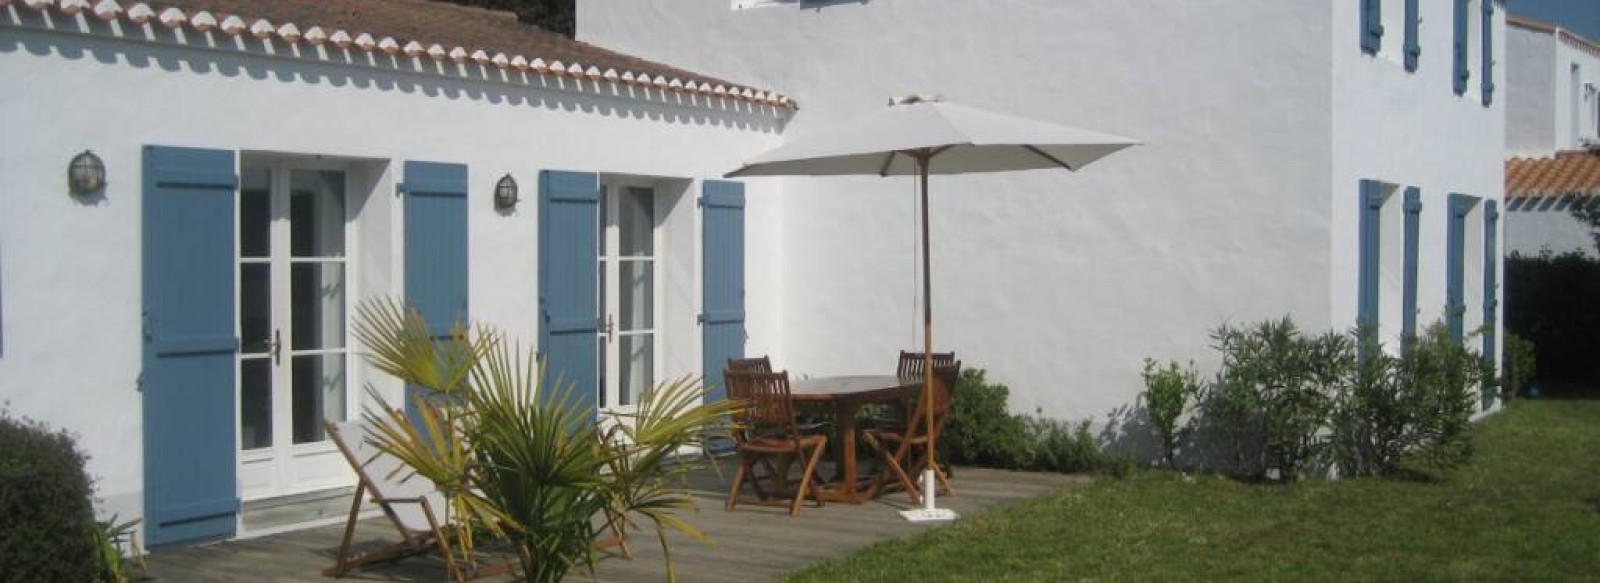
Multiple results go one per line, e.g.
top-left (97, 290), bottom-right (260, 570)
top-left (789, 399), bottom-right (1600, 582)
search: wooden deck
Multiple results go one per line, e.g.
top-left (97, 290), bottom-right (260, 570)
top-left (144, 462), bottom-right (1083, 582)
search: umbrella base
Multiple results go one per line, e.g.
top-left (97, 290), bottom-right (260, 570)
top-left (899, 507), bottom-right (959, 522)
top-left (899, 469), bottom-right (959, 522)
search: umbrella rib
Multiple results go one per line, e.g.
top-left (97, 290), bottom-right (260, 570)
top-left (1023, 145), bottom-right (1076, 171)
top-left (878, 151), bottom-right (899, 177)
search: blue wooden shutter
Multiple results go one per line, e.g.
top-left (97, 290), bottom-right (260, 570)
top-left (1404, 0), bottom-right (1421, 71)
top-left (141, 145), bottom-right (239, 545)
top-left (538, 170), bottom-right (600, 415)
top-left (1402, 187), bottom-right (1423, 340)
top-left (1481, 200), bottom-right (1500, 405)
top-left (403, 161), bottom-right (469, 428)
top-left (1361, 0), bottom-right (1384, 54)
top-left (1357, 180), bottom-right (1383, 334)
top-left (1454, 0), bottom-right (1470, 95)
top-left (1481, 0), bottom-right (1495, 105)
top-left (1446, 193), bottom-right (1471, 341)
top-left (701, 180), bottom-right (746, 404)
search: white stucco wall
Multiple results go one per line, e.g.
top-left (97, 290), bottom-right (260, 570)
top-left (1554, 39), bottom-right (1600, 150)
top-left (582, 0), bottom-right (1337, 430)
top-left (1507, 24), bottom-right (1560, 155)
top-left (1508, 24), bottom-right (1600, 154)
top-left (1506, 197), bottom-right (1597, 258)
top-left (1331, 0), bottom-right (1506, 359)
top-left (0, 14), bottom-right (784, 531)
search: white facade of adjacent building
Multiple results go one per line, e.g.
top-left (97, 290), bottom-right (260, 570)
top-left (1504, 15), bottom-right (1599, 258)
top-left (583, 0), bottom-right (1507, 443)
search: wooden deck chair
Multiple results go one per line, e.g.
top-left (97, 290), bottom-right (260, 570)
top-left (864, 361), bottom-right (960, 504)
top-left (324, 419), bottom-right (466, 582)
top-left (727, 356), bottom-right (774, 374)
top-left (325, 421), bottom-right (633, 581)
top-left (726, 371), bottom-right (828, 516)
top-left (896, 350), bottom-right (957, 379)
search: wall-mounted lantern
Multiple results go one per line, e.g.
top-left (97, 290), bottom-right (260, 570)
top-left (68, 150), bottom-right (106, 195)
top-left (494, 173), bottom-right (519, 210)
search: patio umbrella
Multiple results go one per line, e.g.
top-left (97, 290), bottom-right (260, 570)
top-left (726, 95), bottom-right (1139, 521)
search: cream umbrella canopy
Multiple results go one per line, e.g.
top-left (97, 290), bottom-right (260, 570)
top-left (726, 96), bottom-right (1139, 521)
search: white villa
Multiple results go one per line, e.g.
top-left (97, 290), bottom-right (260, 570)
top-left (0, 0), bottom-right (1507, 547)
top-left (1503, 14), bottom-right (1599, 258)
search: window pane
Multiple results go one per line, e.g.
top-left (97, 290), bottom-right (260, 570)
top-left (241, 263), bottom-right (272, 354)
top-left (619, 187), bottom-right (654, 256)
top-left (292, 263), bottom-right (346, 350)
top-left (240, 358), bottom-right (272, 450)
top-left (290, 170), bottom-right (345, 258)
top-left (240, 167), bottom-right (271, 258)
top-left (292, 353), bottom-right (346, 444)
top-left (619, 333), bottom-right (653, 407)
top-left (619, 260), bottom-right (653, 330)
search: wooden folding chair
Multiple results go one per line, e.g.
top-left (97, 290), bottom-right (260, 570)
top-left (726, 371), bottom-right (829, 516)
top-left (324, 419), bottom-right (467, 582)
top-left (727, 356), bottom-right (774, 374)
top-left (864, 361), bottom-right (960, 504)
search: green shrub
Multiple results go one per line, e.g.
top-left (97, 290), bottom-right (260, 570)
top-left (1196, 318), bottom-right (1348, 482)
top-left (942, 369), bottom-right (1130, 476)
top-left (0, 410), bottom-right (100, 582)
top-left (1140, 359), bottom-right (1198, 468)
top-left (1030, 419), bottom-right (1132, 478)
top-left (1391, 324), bottom-right (1480, 472)
top-left (942, 369), bottom-right (1034, 469)
top-left (1502, 333), bottom-right (1537, 402)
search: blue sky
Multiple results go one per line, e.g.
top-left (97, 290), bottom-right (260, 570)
top-left (1508, 0), bottom-right (1600, 41)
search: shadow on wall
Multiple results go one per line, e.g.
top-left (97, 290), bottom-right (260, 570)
top-left (1099, 397), bottom-right (1254, 475)
top-left (0, 9), bottom-right (786, 135)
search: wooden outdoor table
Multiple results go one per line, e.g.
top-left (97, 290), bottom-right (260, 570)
top-left (789, 375), bottom-right (922, 504)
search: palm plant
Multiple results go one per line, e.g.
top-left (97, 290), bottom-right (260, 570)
top-left (352, 298), bottom-right (739, 583)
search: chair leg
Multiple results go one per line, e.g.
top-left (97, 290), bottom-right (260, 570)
top-left (420, 499), bottom-right (464, 583)
top-left (934, 462), bottom-right (954, 496)
top-left (791, 438), bottom-right (827, 516)
top-left (323, 482), bottom-right (368, 577)
top-left (726, 455), bottom-right (750, 511)
top-left (883, 443), bottom-right (922, 505)
top-left (861, 433), bottom-right (891, 499)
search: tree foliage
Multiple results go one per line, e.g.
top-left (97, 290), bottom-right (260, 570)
top-left (430, 0), bottom-right (576, 37)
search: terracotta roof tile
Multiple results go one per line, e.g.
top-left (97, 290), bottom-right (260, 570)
top-left (1506, 150), bottom-right (1600, 198)
top-left (12, 0), bottom-right (794, 108)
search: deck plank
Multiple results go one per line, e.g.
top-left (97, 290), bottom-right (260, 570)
top-left (143, 465), bottom-right (1084, 582)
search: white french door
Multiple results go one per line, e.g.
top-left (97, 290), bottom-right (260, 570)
top-left (237, 161), bottom-right (355, 500)
top-left (597, 184), bottom-right (659, 414)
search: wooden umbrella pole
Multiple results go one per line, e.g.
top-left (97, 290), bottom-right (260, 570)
top-left (918, 153), bottom-right (936, 477)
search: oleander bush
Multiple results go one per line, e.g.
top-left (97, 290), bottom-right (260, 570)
top-left (1329, 324), bottom-right (1481, 477)
top-left (0, 410), bottom-right (100, 583)
top-left (1191, 318), bottom-right (1347, 482)
top-left (1153, 317), bottom-right (1484, 482)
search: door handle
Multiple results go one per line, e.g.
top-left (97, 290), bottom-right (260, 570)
top-left (601, 313), bottom-right (616, 344)
top-left (270, 329), bottom-right (283, 365)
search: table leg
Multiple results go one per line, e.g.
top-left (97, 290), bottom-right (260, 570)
top-left (832, 401), bottom-right (862, 504)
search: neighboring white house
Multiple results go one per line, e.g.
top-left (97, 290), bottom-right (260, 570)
top-left (0, 0), bottom-right (791, 546)
top-left (583, 0), bottom-right (1508, 435)
top-left (0, 0), bottom-right (1510, 548)
top-left (1503, 15), bottom-right (1599, 257)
